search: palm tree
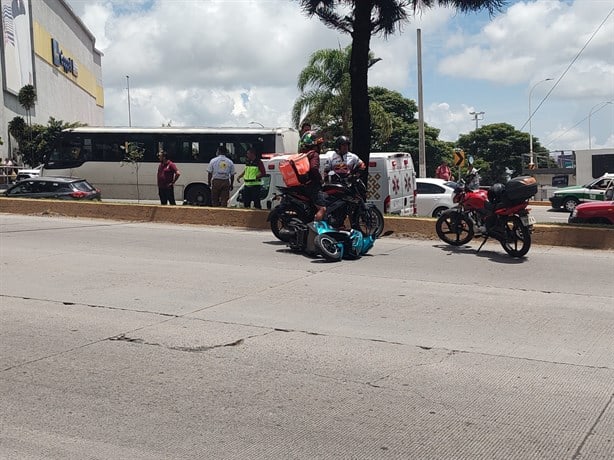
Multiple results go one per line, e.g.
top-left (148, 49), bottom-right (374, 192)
top-left (299, 0), bottom-right (506, 168)
top-left (18, 84), bottom-right (37, 126)
top-left (292, 47), bottom-right (352, 135)
top-left (18, 85), bottom-right (37, 164)
top-left (292, 46), bottom-right (392, 143)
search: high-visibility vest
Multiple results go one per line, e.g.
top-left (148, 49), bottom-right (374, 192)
top-left (243, 165), bottom-right (261, 185)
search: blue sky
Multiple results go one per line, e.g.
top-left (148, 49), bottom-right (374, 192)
top-left (66, 0), bottom-right (614, 157)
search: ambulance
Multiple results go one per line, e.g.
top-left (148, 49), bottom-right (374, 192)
top-left (229, 151), bottom-right (417, 215)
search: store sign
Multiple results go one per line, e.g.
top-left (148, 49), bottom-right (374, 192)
top-left (51, 38), bottom-right (78, 77)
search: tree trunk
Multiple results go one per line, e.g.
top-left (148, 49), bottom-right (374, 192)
top-left (351, 0), bottom-right (374, 177)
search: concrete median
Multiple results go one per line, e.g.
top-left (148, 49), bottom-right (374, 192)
top-left (1, 197), bottom-right (612, 250)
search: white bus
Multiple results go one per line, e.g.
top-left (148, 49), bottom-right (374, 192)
top-left (43, 126), bottom-right (299, 204)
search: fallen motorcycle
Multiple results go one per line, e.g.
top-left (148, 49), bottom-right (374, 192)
top-left (267, 174), bottom-right (384, 242)
top-left (435, 172), bottom-right (537, 258)
top-left (279, 218), bottom-right (375, 262)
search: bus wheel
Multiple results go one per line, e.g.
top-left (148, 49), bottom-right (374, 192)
top-left (185, 185), bottom-right (211, 206)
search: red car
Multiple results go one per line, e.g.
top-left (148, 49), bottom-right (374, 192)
top-left (568, 200), bottom-right (614, 225)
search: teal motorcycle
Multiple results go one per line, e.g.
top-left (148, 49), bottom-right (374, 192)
top-left (280, 218), bottom-right (375, 262)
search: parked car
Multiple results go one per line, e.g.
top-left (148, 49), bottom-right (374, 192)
top-left (415, 178), bottom-right (456, 217)
top-left (549, 173), bottom-right (614, 212)
top-left (15, 164), bottom-right (43, 182)
top-left (3, 177), bottom-right (101, 200)
top-left (569, 200), bottom-right (614, 225)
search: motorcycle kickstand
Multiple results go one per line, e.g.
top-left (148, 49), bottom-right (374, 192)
top-left (476, 235), bottom-right (489, 253)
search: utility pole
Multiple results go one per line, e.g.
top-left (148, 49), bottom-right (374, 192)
top-left (126, 75), bottom-right (132, 127)
top-left (528, 78), bottom-right (553, 167)
top-left (469, 111), bottom-right (484, 130)
top-left (416, 29), bottom-right (426, 178)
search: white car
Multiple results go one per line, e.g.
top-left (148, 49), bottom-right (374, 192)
top-left (16, 164), bottom-right (43, 182)
top-left (415, 178), bottom-right (456, 217)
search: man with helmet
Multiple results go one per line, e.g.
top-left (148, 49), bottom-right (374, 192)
top-left (324, 135), bottom-right (365, 181)
top-left (299, 130), bottom-right (327, 221)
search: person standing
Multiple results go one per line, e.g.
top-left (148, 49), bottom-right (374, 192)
top-left (435, 160), bottom-right (452, 181)
top-left (157, 150), bottom-right (180, 205)
top-left (237, 148), bottom-right (266, 209)
top-left (208, 145), bottom-right (235, 207)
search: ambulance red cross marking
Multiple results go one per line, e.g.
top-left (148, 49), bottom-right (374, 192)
top-left (392, 176), bottom-right (400, 193)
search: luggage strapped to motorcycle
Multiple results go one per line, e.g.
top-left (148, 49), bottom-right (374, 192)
top-left (279, 153), bottom-right (311, 187)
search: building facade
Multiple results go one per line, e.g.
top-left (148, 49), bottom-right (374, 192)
top-left (0, 0), bottom-right (103, 162)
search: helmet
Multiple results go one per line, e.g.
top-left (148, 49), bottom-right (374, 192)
top-left (335, 135), bottom-right (350, 148)
top-left (300, 131), bottom-right (324, 151)
top-left (488, 183), bottom-right (506, 202)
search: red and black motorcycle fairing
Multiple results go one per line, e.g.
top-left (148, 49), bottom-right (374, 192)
top-left (435, 174), bottom-right (537, 258)
top-left (267, 175), bottom-right (384, 242)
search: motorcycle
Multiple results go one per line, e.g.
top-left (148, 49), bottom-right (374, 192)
top-left (279, 218), bottom-right (375, 262)
top-left (267, 173), bottom-right (384, 241)
top-left (435, 171), bottom-right (538, 258)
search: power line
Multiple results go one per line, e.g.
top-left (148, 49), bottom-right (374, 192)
top-left (544, 100), bottom-right (613, 148)
top-left (520, 6), bottom-right (614, 132)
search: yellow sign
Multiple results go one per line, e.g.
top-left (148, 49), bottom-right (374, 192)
top-left (453, 149), bottom-right (465, 167)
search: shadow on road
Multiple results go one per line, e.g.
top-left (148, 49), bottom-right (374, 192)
top-left (433, 243), bottom-right (529, 264)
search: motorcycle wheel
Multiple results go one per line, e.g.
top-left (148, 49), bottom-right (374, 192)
top-left (435, 210), bottom-right (474, 246)
top-left (314, 234), bottom-right (343, 262)
top-left (353, 205), bottom-right (385, 238)
top-left (500, 215), bottom-right (531, 258)
top-left (270, 207), bottom-right (305, 242)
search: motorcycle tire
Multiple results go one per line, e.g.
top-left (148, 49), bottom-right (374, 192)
top-left (367, 205), bottom-right (385, 238)
top-left (353, 205), bottom-right (385, 238)
top-left (435, 210), bottom-right (474, 246)
top-left (314, 234), bottom-right (343, 262)
top-left (500, 215), bottom-right (531, 258)
top-left (269, 207), bottom-right (306, 242)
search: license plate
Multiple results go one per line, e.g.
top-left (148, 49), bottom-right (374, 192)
top-left (521, 215), bottom-right (536, 226)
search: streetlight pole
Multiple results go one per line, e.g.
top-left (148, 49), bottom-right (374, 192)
top-left (469, 111), bottom-right (484, 130)
top-left (528, 78), bottom-right (553, 166)
top-left (126, 75), bottom-right (132, 127)
top-left (588, 101), bottom-right (613, 149)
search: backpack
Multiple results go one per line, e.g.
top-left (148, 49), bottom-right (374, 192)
top-left (279, 153), bottom-right (311, 187)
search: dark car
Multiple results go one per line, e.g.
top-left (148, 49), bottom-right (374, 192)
top-left (3, 177), bottom-right (101, 200)
top-left (568, 200), bottom-right (614, 225)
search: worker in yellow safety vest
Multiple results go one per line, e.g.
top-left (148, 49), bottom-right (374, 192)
top-left (238, 148), bottom-right (266, 209)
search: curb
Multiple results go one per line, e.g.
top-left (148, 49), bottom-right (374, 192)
top-left (1, 198), bottom-right (612, 250)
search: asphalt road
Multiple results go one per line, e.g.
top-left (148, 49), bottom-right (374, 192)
top-left (1, 214), bottom-right (612, 459)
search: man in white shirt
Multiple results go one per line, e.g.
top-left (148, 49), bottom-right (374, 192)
top-left (207, 145), bottom-right (235, 207)
top-left (324, 136), bottom-right (365, 182)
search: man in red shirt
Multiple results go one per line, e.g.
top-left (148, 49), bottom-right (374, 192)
top-left (435, 160), bottom-right (451, 181)
top-left (157, 150), bottom-right (181, 205)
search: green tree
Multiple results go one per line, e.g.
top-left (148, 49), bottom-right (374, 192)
top-left (456, 123), bottom-right (549, 185)
top-left (18, 84), bottom-right (37, 126)
top-left (121, 142), bottom-right (145, 202)
top-left (369, 86), bottom-right (454, 176)
top-left (299, 0), bottom-right (505, 169)
top-left (8, 116), bottom-right (27, 141)
top-left (8, 117), bottom-right (83, 167)
top-left (292, 46), bottom-right (390, 143)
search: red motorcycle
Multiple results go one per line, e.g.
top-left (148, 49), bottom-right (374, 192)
top-left (435, 172), bottom-right (538, 257)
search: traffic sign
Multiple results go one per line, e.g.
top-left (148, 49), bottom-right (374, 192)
top-left (453, 149), bottom-right (465, 167)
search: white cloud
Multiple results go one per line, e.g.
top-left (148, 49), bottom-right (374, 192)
top-left (65, 0), bottom-right (613, 150)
